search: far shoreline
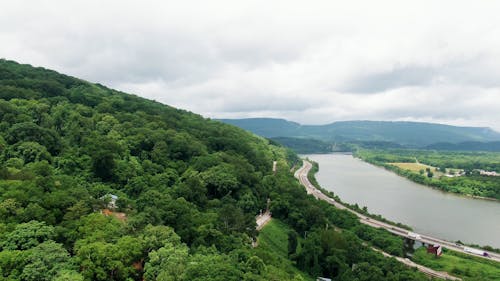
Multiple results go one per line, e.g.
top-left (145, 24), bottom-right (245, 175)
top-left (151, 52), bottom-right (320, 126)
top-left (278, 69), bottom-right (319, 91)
top-left (303, 152), bottom-right (500, 203)
top-left (305, 153), bottom-right (500, 251)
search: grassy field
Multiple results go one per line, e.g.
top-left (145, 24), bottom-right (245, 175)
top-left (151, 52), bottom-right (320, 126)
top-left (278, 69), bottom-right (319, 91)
top-left (411, 247), bottom-right (500, 281)
top-left (257, 219), bottom-right (290, 257)
top-left (389, 162), bottom-right (436, 173)
top-left (253, 219), bottom-right (314, 281)
top-left (389, 162), bottom-right (464, 178)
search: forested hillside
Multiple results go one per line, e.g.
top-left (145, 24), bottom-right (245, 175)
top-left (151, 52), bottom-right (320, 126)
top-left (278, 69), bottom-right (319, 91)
top-left (0, 59), bottom-right (431, 280)
top-left (426, 141), bottom-right (500, 152)
top-left (269, 137), bottom-right (333, 154)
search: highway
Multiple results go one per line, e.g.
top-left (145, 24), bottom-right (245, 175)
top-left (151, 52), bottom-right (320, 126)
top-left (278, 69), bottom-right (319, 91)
top-left (294, 160), bottom-right (500, 263)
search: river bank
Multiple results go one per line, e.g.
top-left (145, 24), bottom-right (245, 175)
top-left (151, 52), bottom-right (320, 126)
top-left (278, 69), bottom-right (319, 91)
top-left (362, 157), bottom-right (500, 203)
top-left (306, 153), bottom-right (500, 249)
top-left (295, 158), bottom-right (500, 280)
top-left (304, 158), bottom-right (413, 231)
top-left (354, 150), bottom-right (500, 201)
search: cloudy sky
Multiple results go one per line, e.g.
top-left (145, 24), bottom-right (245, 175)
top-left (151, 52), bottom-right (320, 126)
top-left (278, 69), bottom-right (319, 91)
top-left (2, 0), bottom-right (500, 130)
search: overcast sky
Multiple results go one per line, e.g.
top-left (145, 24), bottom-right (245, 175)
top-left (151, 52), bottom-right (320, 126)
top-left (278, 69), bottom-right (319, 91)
top-left (2, 0), bottom-right (500, 130)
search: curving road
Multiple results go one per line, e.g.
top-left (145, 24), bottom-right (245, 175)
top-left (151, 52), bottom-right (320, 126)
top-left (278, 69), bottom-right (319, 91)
top-left (294, 160), bottom-right (500, 263)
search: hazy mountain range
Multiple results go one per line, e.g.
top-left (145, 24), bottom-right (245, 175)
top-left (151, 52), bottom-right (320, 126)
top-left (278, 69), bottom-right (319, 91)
top-left (220, 118), bottom-right (500, 148)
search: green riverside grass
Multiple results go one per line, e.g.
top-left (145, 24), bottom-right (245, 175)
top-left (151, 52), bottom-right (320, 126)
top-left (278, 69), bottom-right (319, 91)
top-left (411, 247), bottom-right (500, 281)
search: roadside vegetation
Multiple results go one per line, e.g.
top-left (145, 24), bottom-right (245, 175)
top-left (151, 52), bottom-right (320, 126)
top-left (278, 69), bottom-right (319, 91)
top-left (411, 247), bottom-right (500, 281)
top-left (356, 149), bottom-right (500, 200)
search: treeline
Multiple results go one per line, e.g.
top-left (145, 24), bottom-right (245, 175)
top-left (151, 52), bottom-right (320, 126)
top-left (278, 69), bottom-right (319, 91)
top-left (357, 149), bottom-right (500, 172)
top-left (269, 137), bottom-right (332, 154)
top-left (268, 138), bottom-right (404, 154)
top-left (426, 141), bottom-right (500, 152)
top-left (356, 149), bottom-right (500, 200)
top-left (0, 59), bottom-right (429, 280)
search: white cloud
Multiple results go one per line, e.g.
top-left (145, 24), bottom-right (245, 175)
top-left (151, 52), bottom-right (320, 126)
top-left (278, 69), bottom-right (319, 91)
top-left (1, 0), bottom-right (500, 130)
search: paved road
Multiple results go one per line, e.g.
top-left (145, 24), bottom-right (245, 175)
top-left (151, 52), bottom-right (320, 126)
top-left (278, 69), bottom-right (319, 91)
top-left (295, 160), bottom-right (500, 263)
top-left (256, 211), bottom-right (272, 231)
top-left (253, 211), bottom-right (272, 248)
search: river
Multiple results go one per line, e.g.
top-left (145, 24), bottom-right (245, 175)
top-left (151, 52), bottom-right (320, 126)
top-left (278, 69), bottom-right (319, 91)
top-left (305, 153), bottom-right (500, 248)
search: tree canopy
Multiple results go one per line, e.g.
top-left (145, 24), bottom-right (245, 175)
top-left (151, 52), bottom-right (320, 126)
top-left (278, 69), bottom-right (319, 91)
top-left (0, 59), bottom-right (432, 280)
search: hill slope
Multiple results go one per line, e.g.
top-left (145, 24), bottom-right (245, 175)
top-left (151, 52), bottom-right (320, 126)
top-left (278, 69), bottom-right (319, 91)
top-left (0, 59), bottom-right (295, 280)
top-left (221, 118), bottom-right (500, 147)
top-left (0, 59), bottom-right (433, 281)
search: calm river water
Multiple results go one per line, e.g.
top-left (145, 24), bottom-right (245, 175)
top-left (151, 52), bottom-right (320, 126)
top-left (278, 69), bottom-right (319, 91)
top-left (305, 153), bottom-right (500, 248)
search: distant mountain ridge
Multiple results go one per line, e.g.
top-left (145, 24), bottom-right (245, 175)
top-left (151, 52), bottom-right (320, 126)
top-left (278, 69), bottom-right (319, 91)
top-left (219, 118), bottom-right (500, 147)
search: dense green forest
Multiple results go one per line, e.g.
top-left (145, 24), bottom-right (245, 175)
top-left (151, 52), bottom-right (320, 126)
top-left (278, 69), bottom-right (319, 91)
top-left (0, 59), bottom-right (433, 280)
top-left (269, 137), bottom-right (332, 154)
top-left (269, 137), bottom-right (404, 154)
top-left (426, 141), bottom-right (500, 152)
top-left (356, 149), bottom-right (500, 200)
